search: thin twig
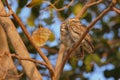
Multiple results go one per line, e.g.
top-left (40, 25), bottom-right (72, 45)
top-left (0, 9), bottom-right (13, 17)
top-left (75, 0), bottom-right (103, 19)
top-left (7, 73), bottom-right (24, 78)
top-left (55, 0), bottom-right (74, 11)
top-left (86, 0), bottom-right (103, 7)
top-left (44, 0), bottom-right (59, 10)
top-left (41, 0), bottom-right (74, 12)
top-left (4, 0), bottom-right (54, 77)
top-left (42, 46), bottom-right (58, 54)
top-left (112, 7), bottom-right (120, 14)
top-left (11, 54), bottom-right (53, 72)
top-left (58, 0), bottom-right (116, 78)
top-left (41, 0), bottom-right (59, 11)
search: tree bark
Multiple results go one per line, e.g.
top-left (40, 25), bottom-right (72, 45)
top-left (0, 1), bottom-right (42, 80)
top-left (0, 25), bottom-right (18, 80)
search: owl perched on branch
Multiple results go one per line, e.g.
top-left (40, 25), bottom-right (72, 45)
top-left (60, 18), bottom-right (94, 59)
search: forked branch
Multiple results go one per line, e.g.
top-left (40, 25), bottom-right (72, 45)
top-left (56, 0), bottom-right (116, 79)
top-left (4, 0), bottom-right (54, 78)
top-left (112, 7), bottom-right (120, 14)
top-left (75, 0), bottom-right (103, 19)
top-left (42, 0), bottom-right (74, 12)
top-left (11, 54), bottom-right (53, 72)
top-left (0, 9), bottom-right (13, 17)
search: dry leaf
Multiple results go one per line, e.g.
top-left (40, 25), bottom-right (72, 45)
top-left (31, 27), bottom-right (52, 47)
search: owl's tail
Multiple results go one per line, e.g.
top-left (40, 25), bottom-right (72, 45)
top-left (74, 46), bottom-right (84, 59)
top-left (83, 39), bottom-right (94, 54)
top-left (74, 39), bottom-right (94, 59)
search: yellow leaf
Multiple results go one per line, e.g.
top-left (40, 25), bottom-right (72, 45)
top-left (92, 54), bottom-right (101, 63)
top-left (26, 0), bottom-right (43, 8)
top-left (69, 57), bottom-right (78, 69)
top-left (73, 3), bottom-right (87, 18)
top-left (84, 55), bottom-right (93, 71)
top-left (27, 14), bottom-right (35, 27)
top-left (84, 55), bottom-right (92, 65)
top-left (85, 64), bottom-right (93, 72)
top-left (31, 27), bottom-right (52, 47)
top-left (48, 32), bottom-right (55, 42)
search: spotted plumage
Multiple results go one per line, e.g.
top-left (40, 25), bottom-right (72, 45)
top-left (60, 18), bottom-right (94, 59)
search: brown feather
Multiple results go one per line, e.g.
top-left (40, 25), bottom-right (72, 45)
top-left (60, 18), bottom-right (94, 59)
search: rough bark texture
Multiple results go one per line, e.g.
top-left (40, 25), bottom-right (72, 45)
top-left (0, 25), bottom-right (18, 80)
top-left (0, 1), bottom-right (42, 80)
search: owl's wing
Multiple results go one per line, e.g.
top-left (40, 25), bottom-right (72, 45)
top-left (83, 38), bottom-right (94, 54)
top-left (68, 23), bottom-right (94, 54)
top-left (68, 23), bottom-right (91, 43)
top-left (80, 26), bottom-right (94, 54)
top-left (67, 23), bottom-right (82, 42)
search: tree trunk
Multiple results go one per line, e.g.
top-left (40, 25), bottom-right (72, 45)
top-left (0, 1), bottom-right (42, 80)
top-left (0, 25), bottom-right (18, 80)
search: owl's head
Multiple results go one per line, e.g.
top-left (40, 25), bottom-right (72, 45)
top-left (60, 18), bottom-right (80, 35)
top-left (67, 18), bottom-right (80, 25)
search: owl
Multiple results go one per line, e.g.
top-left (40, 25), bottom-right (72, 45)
top-left (60, 18), bottom-right (94, 59)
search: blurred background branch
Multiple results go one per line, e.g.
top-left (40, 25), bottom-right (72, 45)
top-left (0, 0), bottom-right (120, 80)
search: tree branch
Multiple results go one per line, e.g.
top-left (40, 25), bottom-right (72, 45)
top-left (112, 7), bottom-right (120, 14)
top-left (54, 0), bottom-right (74, 11)
top-left (42, 46), bottom-right (58, 54)
top-left (0, 25), bottom-right (18, 80)
top-left (54, 44), bottom-right (66, 80)
top-left (41, 0), bottom-right (74, 12)
top-left (0, 0), bottom-right (43, 79)
top-left (57, 0), bottom-right (116, 79)
top-left (6, 73), bottom-right (23, 79)
top-left (11, 54), bottom-right (54, 72)
top-left (5, 0), bottom-right (54, 78)
top-left (0, 9), bottom-right (13, 17)
top-left (41, 0), bottom-right (59, 11)
top-left (75, 0), bottom-right (103, 19)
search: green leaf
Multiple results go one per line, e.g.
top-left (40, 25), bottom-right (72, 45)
top-left (69, 57), bottom-right (78, 70)
top-left (48, 32), bottom-right (55, 42)
top-left (84, 55), bottom-right (92, 65)
top-left (26, 0), bottom-right (43, 8)
top-left (92, 54), bottom-right (101, 65)
top-left (27, 14), bottom-right (35, 27)
top-left (73, 3), bottom-right (87, 18)
top-left (85, 65), bottom-right (92, 72)
top-left (84, 54), bottom-right (101, 71)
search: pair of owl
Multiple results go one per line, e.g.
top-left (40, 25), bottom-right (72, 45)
top-left (60, 18), bottom-right (94, 59)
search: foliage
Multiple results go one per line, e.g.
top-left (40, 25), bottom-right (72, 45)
top-left (6, 0), bottom-right (120, 80)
